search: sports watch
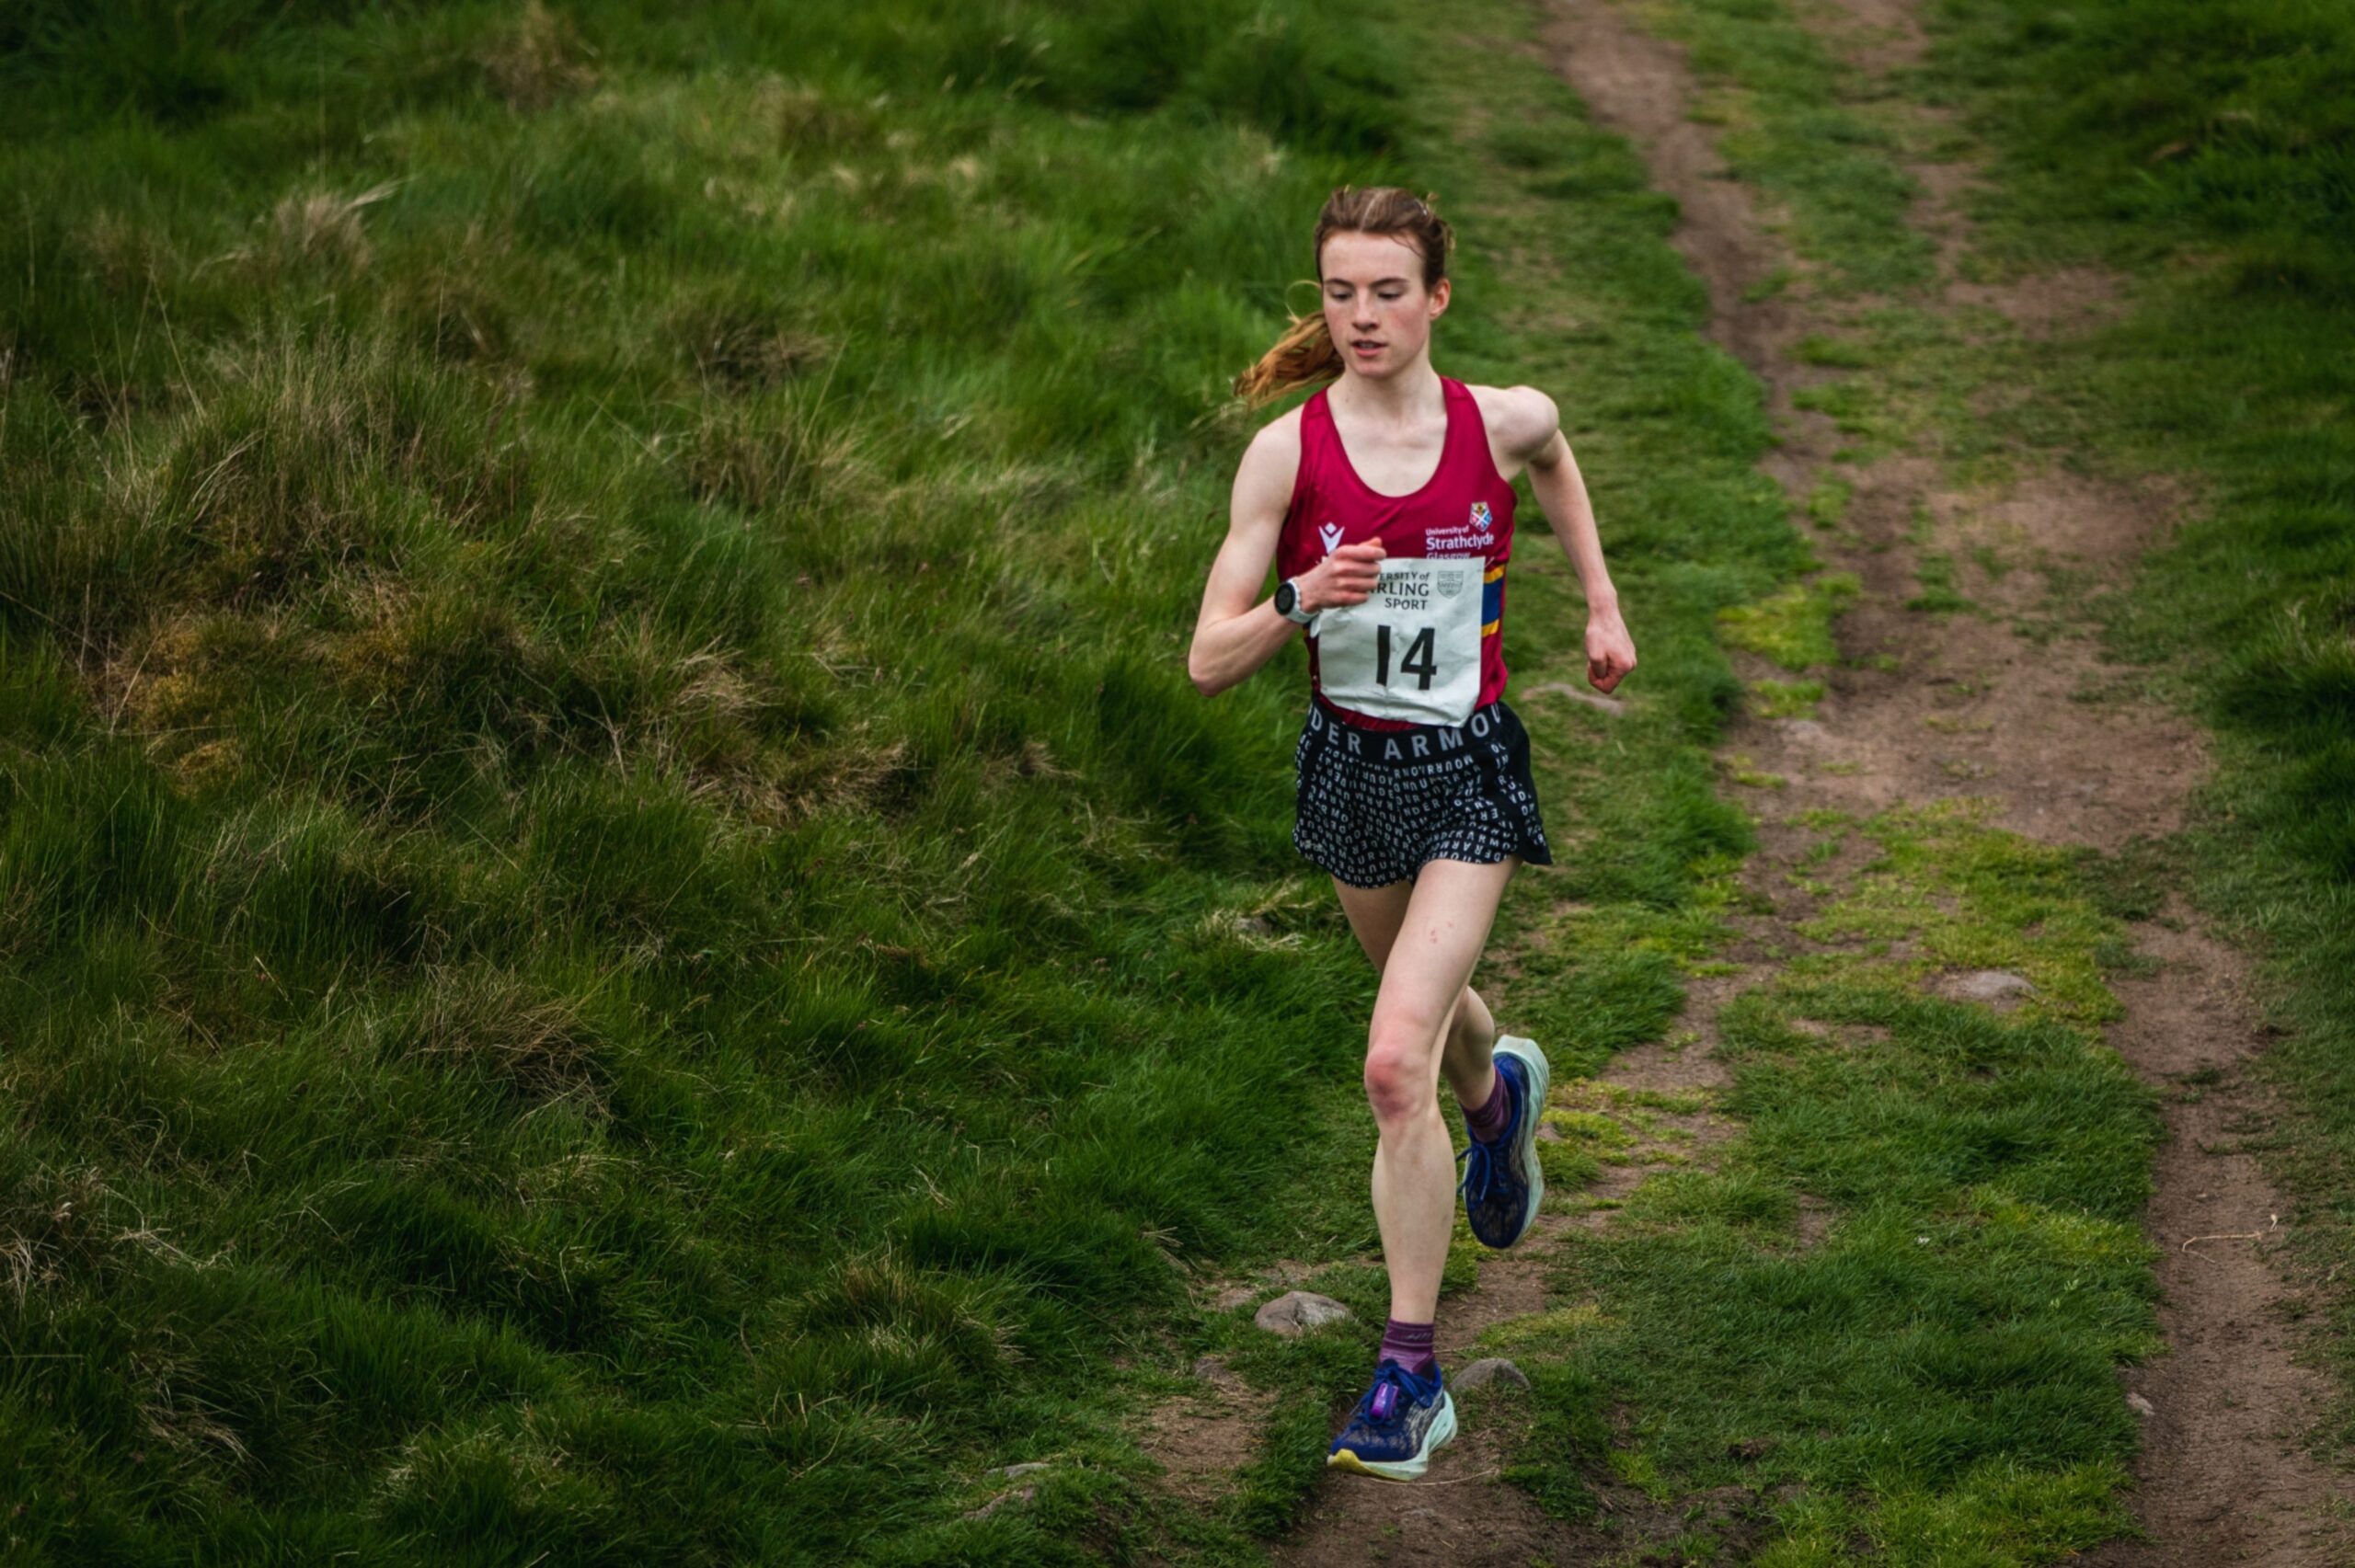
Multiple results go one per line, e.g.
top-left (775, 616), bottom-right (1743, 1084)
top-left (1275, 578), bottom-right (1316, 625)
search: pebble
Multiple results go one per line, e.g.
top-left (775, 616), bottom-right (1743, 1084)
top-left (963, 1485), bottom-right (1035, 1519)
top-left (1254, 1290), bottom-right (1353, 1336)
top-left (1947, 969), bottom-right (2036, 1002)
top-left (1452, 1356), bottom-right (1532, 1392)
top-left (1522, 680), bottom-right (1626, 715)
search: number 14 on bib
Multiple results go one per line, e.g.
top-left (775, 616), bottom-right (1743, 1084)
top-left (1312, 556), bottom-right (1484, 726)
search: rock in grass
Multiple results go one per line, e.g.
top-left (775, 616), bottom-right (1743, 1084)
top-left (1522, 680), bottom-right (1625, 715)
top-left (1946, 969), bottom-right (2035, 1002)
top-left (1254, 1290), bottom-right (1352, 1336)
top-left (963, 1485), bottom-right (1036, 1519)
top-left (2126, 1392), bottom-right (2155, 1419)
top-left (990, 1461), bottom-right (1051, 1480)
top-left (1452, 1357), bottom-right (1531, 1392)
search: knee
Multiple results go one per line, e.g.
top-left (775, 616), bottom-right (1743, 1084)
top-left (1362, 1022), bottom-right (1438, 1126)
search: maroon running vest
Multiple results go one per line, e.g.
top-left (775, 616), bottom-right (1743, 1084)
top-left (1275, 376), bottom-right (1519, 731)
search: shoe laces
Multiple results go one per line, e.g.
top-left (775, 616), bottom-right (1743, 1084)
top-left (1456, 1059), bottom-right (1516, 1204)
top-left (1455, 1139), bottom-right (1495, 1208)
top-left (1360, 1359), bottom-right (1429, 1428)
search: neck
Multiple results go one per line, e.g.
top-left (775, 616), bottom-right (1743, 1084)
top-left (1331, 359), bottom-right (1443, 424)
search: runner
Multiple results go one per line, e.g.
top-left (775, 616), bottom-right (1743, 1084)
top-left (1187, 185), bottom-right (1637, 1482)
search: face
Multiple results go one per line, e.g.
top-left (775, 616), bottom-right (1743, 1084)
top-left (1318, 228), bottom-right (1449, 381)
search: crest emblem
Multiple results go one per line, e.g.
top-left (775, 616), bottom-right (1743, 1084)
top-left (1318, 521), bottom-right (1344, 555)
top-left (1470, 501), bottom-right (1491, 528)
top-left (1434, 565), bottom-right (1467, 599)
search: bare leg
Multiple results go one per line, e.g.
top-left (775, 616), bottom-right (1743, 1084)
top-left (1332, 880), bottom-right (1505, 1116)
top-left (1439, 983), bottom-right (1499, 1112)
top-left (1355, 857), bottom-right (1518, 1324)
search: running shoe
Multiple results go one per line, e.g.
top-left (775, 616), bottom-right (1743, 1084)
top-left (1326, 1358), bottom-right (1458, 1481)
top-left (1457, 1035), bottom-right (1551, 1249)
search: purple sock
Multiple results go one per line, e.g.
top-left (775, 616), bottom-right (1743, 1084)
top-left (1463, 1063), bottom-right (1511, 1144)
top-left (1379, 1317), bottom-right (1437, 1379)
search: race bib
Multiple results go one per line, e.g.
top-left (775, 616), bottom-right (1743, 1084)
top-left (1312, 556), bottom-right (1484, 725)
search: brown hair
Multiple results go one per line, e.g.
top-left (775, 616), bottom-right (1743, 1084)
top-left (1230, 185), bottom-right (1455, 410)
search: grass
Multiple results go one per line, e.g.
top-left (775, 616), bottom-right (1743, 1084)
top-left (1716, 572), bottom-right (1864, 671)
top-left (0, 0), bottom-right (1807, 1560)
top-left (1626, 0), bottom-right (2355, 1523)
top-left (1748, 678), bottom-right (1826, 720)
top-left (11, 0), bottom-right (2339, 1557)
top-left (1491, 798), bottom-right (2168, 1559)
top-left (1914, 0), bottom-right (2355, 1461)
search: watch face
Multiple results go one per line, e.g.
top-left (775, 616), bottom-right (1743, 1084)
top-left (1277, 580), bottom-right (1296, 614)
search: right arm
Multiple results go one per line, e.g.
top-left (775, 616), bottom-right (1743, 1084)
top-left (1187, 417), bottom-right (1383, 697)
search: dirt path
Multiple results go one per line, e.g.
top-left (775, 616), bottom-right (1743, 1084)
top-left (1145, 1), bottom-right (2353, 1560)
top-left (1538, 0), bottom-right (2354, 1560)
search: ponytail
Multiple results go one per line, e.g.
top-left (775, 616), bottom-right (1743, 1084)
top-left (1230, 303), bottom-right (1342, 410)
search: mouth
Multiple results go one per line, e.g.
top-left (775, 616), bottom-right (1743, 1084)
top-left (1351, 338), bottom-right (1384, 357)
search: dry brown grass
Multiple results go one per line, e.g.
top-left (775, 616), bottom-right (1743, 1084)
top-left (481, 0), bottom-right (599, 111)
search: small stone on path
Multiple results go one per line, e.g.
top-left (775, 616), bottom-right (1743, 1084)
top-left (963, 1485), bottom-right (1035, 1519)
top-left (2127, 1392), bottom-right (2155, 1419)
top-left (1945, 969), bottom-right (2036, 1003)
top-left (1254, 1290), bottom-right (1353, 1336)
top-left (1453, 1356), bottom-right (1532, 1392)
top-left (1523, 680), bottom-right (1626, 715)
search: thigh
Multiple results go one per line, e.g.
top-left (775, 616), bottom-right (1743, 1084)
top-left (1332, 876), bottom-right (1416, 972)
top-left (1368, 857), bottom-right (1516, 1056)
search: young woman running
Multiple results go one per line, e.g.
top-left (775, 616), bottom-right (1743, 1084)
top-left (1187, 186), bottom-right (1637, 1482)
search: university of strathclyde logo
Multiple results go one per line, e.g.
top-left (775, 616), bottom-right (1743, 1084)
top-left (1470, 501), bottom-right (1491, 528)
top-left (1318, 521), bottom-right (1344, 555)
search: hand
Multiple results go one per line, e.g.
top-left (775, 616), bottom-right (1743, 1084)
top-left (1300, 536), bottom-right (1384, 612)
top-left (1301, 540), bottom-right (1385, 612)
top-left (1586, 605), bottom-right (1636, 693)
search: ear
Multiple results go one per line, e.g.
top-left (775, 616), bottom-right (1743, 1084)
top-left (1428, 277), bottom-right (1451, 317)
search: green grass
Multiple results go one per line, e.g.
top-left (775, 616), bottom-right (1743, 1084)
top-left (1627, 0), bottom-right (1939, 300)
top-left (1716, 572), bottom-right (1864, 670)
top-left (1637, 0), bottom-right (2355, 1503)
top-left (16, 0), bottom-right (2338, 1557)
top-left (1491, 799), bottom-right (2168, 1559)
top-left (0, 0), bottom-right (1808, 1560)
top-left (1748, 678), bottom-right (1826, 720)
top-left (1916, 0), bottom-right (2355, 1460)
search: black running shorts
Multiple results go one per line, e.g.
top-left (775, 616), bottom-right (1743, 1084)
top-left (1292, 694), bottom-right (1554, 889)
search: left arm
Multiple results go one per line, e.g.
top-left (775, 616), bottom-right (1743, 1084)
top-left (1503, 386), bottom-right (1637, 694)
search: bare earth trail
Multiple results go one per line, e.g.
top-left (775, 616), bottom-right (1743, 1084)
top-left (1145, 0), bottom-right (2355, 1561)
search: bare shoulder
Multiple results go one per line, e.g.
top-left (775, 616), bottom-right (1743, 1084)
top-left (1466, 383), bottom-right (1561, 474)
top-left (1232, 403), bottom-right (1305, 519)
top-left (1247, 402), bottom-right (1305, 464)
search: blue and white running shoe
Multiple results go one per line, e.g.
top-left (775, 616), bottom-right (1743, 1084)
top-left (1327, 1358), bottom-right (1457, 1481)
top-left (1457, 1035), bottom-right (1551, 1249)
